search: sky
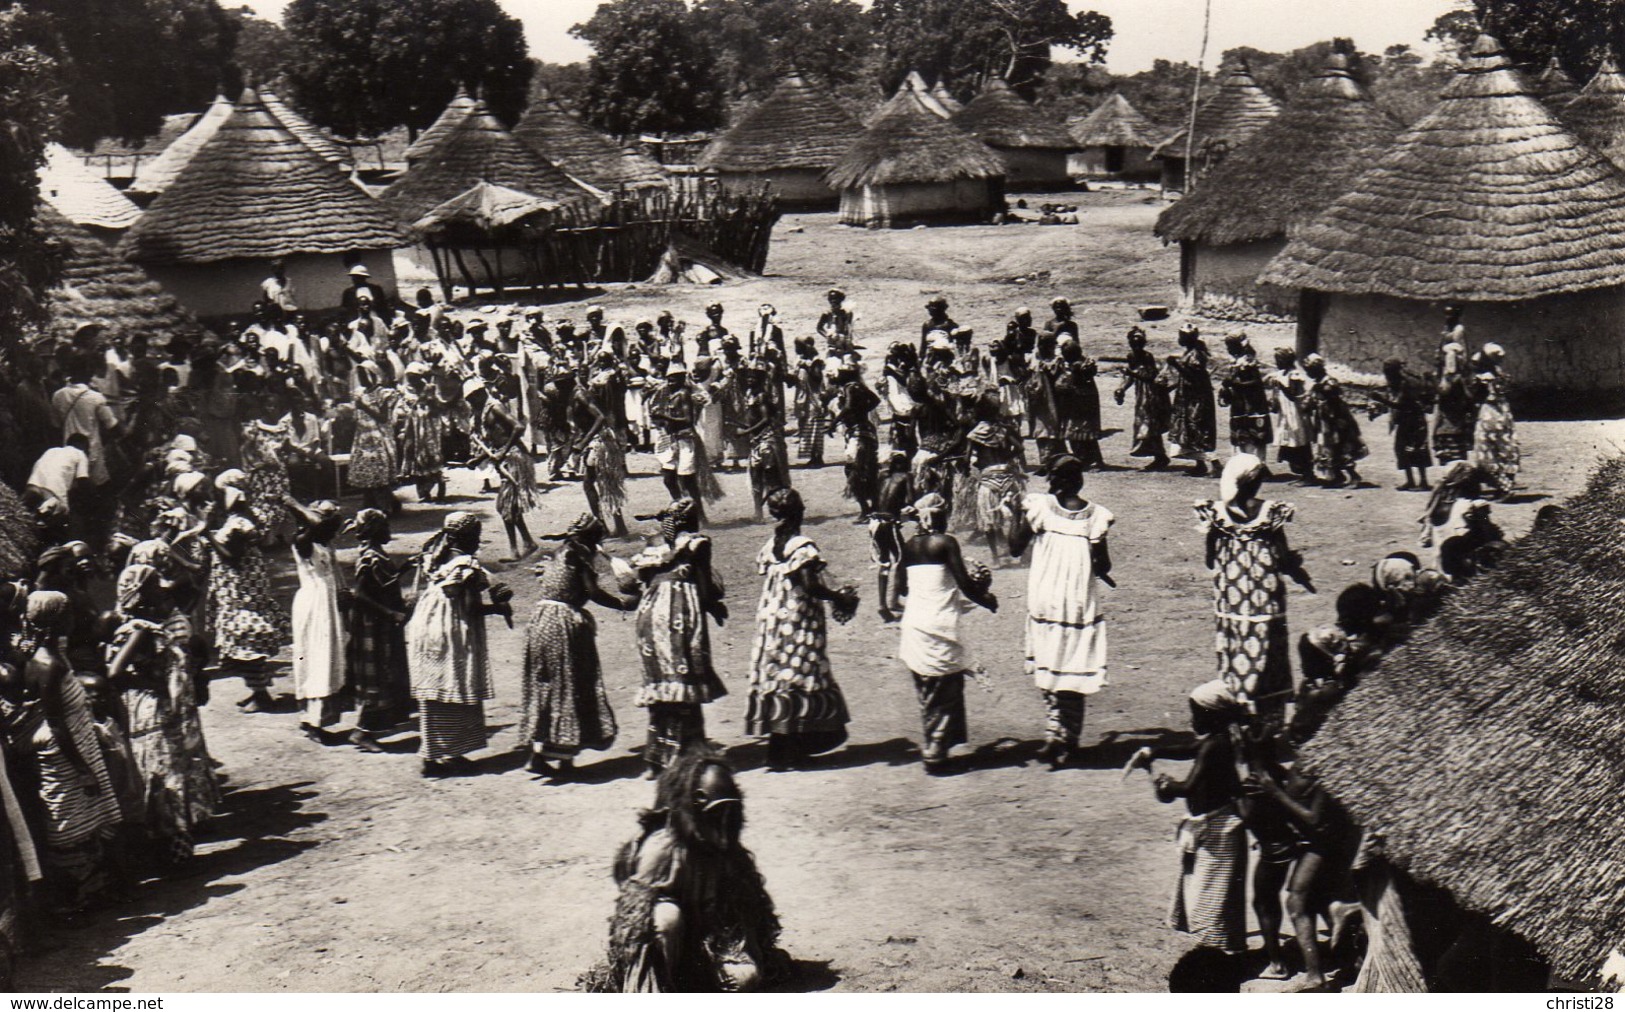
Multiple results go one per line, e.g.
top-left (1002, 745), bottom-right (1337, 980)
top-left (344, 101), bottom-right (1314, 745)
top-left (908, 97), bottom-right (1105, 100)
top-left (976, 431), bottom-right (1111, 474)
top-left (236, 0), bottom-right (1462, 73)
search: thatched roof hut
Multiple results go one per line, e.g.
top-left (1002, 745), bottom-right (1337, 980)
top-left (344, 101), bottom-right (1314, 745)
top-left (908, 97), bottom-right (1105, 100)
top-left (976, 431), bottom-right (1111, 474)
top-left (119, 86), bottom-right (404, 318)
top-left (1151, 63), bottom-right (1281, 191)
top-left (406, 85), bottom-right (476, 165)
top-left (1155, 54), bottom-right (1401, 319)
top-left (827, 85), bottom-right (1005, 227)
top-left (382, 99), bottom-right (604, 227)
top-left (1259, 35), bottom-right (1625, 408)
top-left (1302, 455), bottom-right (1625, 986)
top-left (906, 71), bottom-right (953, 118)
top-left (1066, 92), bottom-right (1162, 180)
top-left (931, 81), bottom-right (963, 115)
top-left (699, 73), bottom-right (862, 209)
top-left (951, 78), bottom-right (1077, 188)
top-left (39, 204), bottom-right (206, 346)
top-left (38, 143), bottom-right (141, 234)
top-left (1559, 51), bottom-right (1625, 169)
top-left (1533, 55), bottom-right (1580, 106)
top-left (514, 94), bottom-right (668, 194)
top-left (129, 93), bottom-right (232, 198)
top-left (262, 89), bottom-right (351, 169)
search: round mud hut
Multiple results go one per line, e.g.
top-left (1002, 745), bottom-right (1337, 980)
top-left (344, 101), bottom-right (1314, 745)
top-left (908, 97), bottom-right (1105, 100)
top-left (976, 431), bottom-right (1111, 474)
top-left (1151, 62), bottom-right (1281, 192)
top-left (515, 93), bottom-right (668, 194)
top-left (1154, 53), bottom-right (1401, 320)
top-left (1558, 50), bottom-right (1625, 170)
top-left (827, 84), bottom-right (1005, 228)
top-left (406, 85), bottom-right (478, 166)
top-left (118, 87), bottom-right (404, 319)
top-left (1259, 34), bottom-right (1625, 412)
top-left (1302, 456), bottom-right (1625, 991)
top-left (698, 73), bottom-right (863, 211)
top-left (1066, 92), bottom-right (1162, 181)
top-left (951, 77), bottom-right (1078, 190)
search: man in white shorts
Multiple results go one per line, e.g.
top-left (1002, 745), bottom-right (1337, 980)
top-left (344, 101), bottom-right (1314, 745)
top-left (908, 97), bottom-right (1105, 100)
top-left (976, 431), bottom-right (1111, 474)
top-left (650, 361), bottom-right (702, 507)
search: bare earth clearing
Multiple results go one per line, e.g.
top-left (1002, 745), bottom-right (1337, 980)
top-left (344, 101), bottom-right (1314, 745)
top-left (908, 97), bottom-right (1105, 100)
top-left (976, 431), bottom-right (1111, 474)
top-left (23, 190), bottom-right (1625, 992)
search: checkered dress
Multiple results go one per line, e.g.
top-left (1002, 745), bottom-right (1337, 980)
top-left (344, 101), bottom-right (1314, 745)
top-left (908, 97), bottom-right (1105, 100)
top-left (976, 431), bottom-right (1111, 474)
top-left (1195, 499), bottom-right (1295, 705)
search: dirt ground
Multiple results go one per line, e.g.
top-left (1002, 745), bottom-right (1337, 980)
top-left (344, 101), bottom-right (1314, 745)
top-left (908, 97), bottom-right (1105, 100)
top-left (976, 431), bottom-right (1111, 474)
top-left (21, 190), bottom-right (1625, 992)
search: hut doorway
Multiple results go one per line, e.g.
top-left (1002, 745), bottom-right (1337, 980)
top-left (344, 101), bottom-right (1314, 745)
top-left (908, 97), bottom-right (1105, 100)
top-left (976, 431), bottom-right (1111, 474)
top-left (1105, 146), bottom-right (1126, 173)
top-left (1295, 289), bottom-right (1325, 357)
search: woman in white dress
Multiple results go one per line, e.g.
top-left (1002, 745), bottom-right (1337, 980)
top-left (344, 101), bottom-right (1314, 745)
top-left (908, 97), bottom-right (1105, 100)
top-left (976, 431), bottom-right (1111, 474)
top-left (1008, 455), bottom-right (1114, 769)
top-left (891, 493), bottom-right (997, 773)
top-left (286, 498), bottom-right (346, 742)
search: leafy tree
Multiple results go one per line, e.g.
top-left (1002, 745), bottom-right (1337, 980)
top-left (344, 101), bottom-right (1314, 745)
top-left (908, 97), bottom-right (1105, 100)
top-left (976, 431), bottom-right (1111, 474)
top-left (1110, 58), bottom-right (1201, 130)
top-left (870, 0), bottom-right (1112, 101)
top-left (1428, 0), bottom-right (1625, 81)
top-left (16, 0), bottom-right (166, 145)
top-left (690, 0), bottom-right (871, 100)
top-left (1367, 43), bottom-right (1454, 127)
top-left (147, 0), bottom-right (242, 114)
top-left (529, 61), bottom-right (591, 115)
top-left (571, 0), bottom-right (726, 136)
top-left (283, 0), bottom-right (532, 138)
top-left (226, 5), bottom-right (291, 90)
top-left (0, 4), bottom-right (62, 348)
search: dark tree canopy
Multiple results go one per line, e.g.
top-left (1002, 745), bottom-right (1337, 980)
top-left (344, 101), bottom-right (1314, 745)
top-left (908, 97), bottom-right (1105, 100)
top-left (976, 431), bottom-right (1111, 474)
top-left (147, 0), bottom-right (242, 116)
top-left (871, 0), bottom-right (1112, 101)
top-left (17, 0), bottom-right (166, 146)
top-left (0, 5), bottom-right (62, 347)
top-left (284, 0), bottom-right (532, 138)
top-left (1429, 1), bottom-right (1625, 81)
top-left (226, 5), bottom-right (292, 91)
top-left (571, 0), bottom-right (726, 136)
top-left (690, 0), bottom-right (872, 100)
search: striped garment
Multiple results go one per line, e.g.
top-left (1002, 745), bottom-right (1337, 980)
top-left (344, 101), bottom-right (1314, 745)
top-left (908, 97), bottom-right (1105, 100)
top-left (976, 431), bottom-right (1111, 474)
top-left (1167, 805), bottom-right (1248, 953)
top-left (418, 700), bottom-right (487, 762)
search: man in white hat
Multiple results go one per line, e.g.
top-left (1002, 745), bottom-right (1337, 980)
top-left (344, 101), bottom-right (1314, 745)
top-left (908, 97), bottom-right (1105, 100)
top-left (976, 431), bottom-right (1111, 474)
top-left (649, 360), bottom-right (703, 506)
top-left (341, 262), bottom-right (393, 321)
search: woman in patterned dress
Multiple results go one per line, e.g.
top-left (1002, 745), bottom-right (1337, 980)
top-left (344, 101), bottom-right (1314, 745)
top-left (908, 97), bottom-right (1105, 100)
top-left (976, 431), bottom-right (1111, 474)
top-left (190, 469), bottom-right (290, 711)
top-left (1432, 342), bottom-right (1475, 465)
top-left (519, 515), bottom-right (638, 780)
top-left (1300, 354), bottom-right (1368, 488)
top-left (240, 404), bottom-right (293, 543)
top-left (1008, 455), bottom-right (1115, 768)
top-left (1169, 326), bottom-right (1217, 477)
top-left (631, 499), bottom-right (728, 778)
top-left (0, 592), bottom-right (122, 919)
top-left (1469, 344), bottom-right (1519, 497)
top-left (341, 509), bottom-right (413, 752)
top-left (396, 366), bottom-right (447, 502)
top-left (348, 365), bottom-right (400, 515)
top-left (1114, 327), bottom-right (1170, 470)
top-left (746, 488), bottom-right (860, 772)
top-left (467, 382), bottom-right (540, 563)
top-left (1194, 454), bottom-right (1315, 715)
top-left (406, 512), bottom-right (512, 777)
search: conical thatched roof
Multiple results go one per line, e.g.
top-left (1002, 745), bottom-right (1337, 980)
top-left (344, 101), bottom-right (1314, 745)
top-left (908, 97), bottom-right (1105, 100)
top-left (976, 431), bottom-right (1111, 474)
top-left (262, 89), bottom-right (351, 168)
top-left (120, 87), bottom-right (404, 265)
top-left (827, 86), bottom-right (1005, 188)
top-left (406, 85), bottom-right (476, 164)
top-left (382, 99), bottom-right (603, 225)
top-left (1156, 55), bottom-right (1401, 245)
top-left (1302, 455), bottom-right (1625, 985)
top-left (1560, 51), bottom-right (1625, 168)
top-left (699, 73), bottom-right (863, 173)
top-left (1068, 92), bottom-right (1163, 149)
top-left (130, 93), bottom-right (232, 196)
top-left (931, 81), bottom-right (963, 115)
top-left (38, 144), bottom-right (141, 231)
top-left (514, 95), bottom-right (667, 191)
top-left (1260, 35), bottom-right (1625, 301)
top-left (907, 71), bottom-right (953, 118)
top-left (40, 204), bottom-right (205, 344)
top-left (1150, 63), bottom-right (1281, 159)
top-left (952, 77), bottom-right (1077, 151)
top-left (1533, 55), bottom-right (1580, 106)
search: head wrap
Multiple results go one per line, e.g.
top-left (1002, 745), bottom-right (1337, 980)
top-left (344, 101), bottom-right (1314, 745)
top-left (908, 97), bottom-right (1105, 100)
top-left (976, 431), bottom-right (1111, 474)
top-left (169, 434), bottom-right (199, 453)
top-left (1372, 554), bottom-right (1419, 595)
top-left (25, 590), bottom-right (69, 633)
top-left (421, 511), bottom-right (482, 571)
top-left (1482, 342), bottom-right (1505, 359)
top-left (215, 468), bottom-right (248, 490)
top-left (1301, 352), bottom-right (1325, 369)
top-left (1219, 453), bottom-right (1266, 505)
top-left (173, 471), bottom-right (210, 499)
top-left (308, 500), bottom-right (341, 521)
top-left (36, 543), bottom-right (75, 571)
top-left (165, 450), bottom-right (196, 475)
top-left (346, 507), bottom-right (390, 542)
top-left (1189, 679), bottom-right (1239, 712)
top-left (116, 563), bottom-right (159, 617)
top-left (462, 377), bottom-right (487, 399)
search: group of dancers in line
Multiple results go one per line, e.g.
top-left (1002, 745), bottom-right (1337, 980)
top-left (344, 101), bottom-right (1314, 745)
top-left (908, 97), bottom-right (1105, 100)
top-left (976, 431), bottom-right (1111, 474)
top-left (0, 279), bottom-right (1529, 988)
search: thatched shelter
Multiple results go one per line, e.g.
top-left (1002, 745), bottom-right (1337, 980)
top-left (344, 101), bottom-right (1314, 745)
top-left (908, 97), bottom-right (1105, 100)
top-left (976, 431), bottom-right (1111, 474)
top-left (1559, 51), bottom-right (1625, 170)
top-left (1259, 35), bottom-right (1625, 409)
top-left (514, 94), bottom-right (668, 194)
top-left (931, 81), bottom-right (963, 115)
top-left (951, 78), bottom-right (1077, 189)
top-left (1066, 92), bottom-right (1162, 180)
top-left (1302, 456), bottom-right (1625, 989)
top-left (1151, 63), bottom-right (1281, 191)
top-left (699, 73), bottom-right (862, 210)
top-left (129, 93), bottom-right (232, 199)
top-left (1155, 54), bottom-right (1401, 319)
top-left (1532, 54), bottom-right (1580, 107)
top-left (38, 143), bottom-right (141, 235)
top-left (119, 87), bottom-right (404, 319)
top-left (906, 71), bottom-right (953, 118)
top-left (39, 204), bottom-right (206, 346)
top-left (827, 85), bottom-right (1005, 228)
top-left (406, 85), bottom-right (477, 165)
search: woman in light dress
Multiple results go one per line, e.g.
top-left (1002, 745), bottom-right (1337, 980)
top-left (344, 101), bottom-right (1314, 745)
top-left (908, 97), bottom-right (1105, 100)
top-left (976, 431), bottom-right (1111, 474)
top-left (1008, 455), bottom-right (1114, 769)
top-left (286, 498), bottom-right (346, 742)
top-left (891, 492), bottom-right (997, 773)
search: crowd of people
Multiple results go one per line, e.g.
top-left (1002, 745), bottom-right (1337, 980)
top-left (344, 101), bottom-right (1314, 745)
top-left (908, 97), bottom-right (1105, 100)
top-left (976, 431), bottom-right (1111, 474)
top-left (0, 264), bottom-right (1530, 990)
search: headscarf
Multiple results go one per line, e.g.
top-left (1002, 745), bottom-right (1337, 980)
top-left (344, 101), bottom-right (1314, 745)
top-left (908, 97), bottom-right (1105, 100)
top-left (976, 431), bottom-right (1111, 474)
top-left (911, 492), bottom-right (947, 530)
top-left (164, 449), bottom-right (196, 474)
top-left (1372, 553), bottom-right (1419, 605)
top-left (1219, 453), bottom-right (1266, 506)
top-left (116, 563), bottom-right (159, 618)
top-left (173, 470), bottom-right (209, 500)
top-left (168, 434), bottom-right (199, 454)
top-left (36, 543), bottom-right (77, 572)
top-left (1482, 342), bottom-right (1505, 359)
top-left (1189, 679), bottom-right (1238, 712)
top-left (24, 590), bottom-right (69, 631)
top-left (421, 510), bottom-right (481, 571)
top-left (215, 468), bottom-right (248, 490)
top-left (345, 507), bottom-right (390, 543)
top-left (308, 500), bottom-right (342, 523)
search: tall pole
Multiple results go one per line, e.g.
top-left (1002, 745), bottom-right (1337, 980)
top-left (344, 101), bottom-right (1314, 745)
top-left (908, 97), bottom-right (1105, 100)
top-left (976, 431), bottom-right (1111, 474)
top-left (1182, 0), bottom-right (1213, 192)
